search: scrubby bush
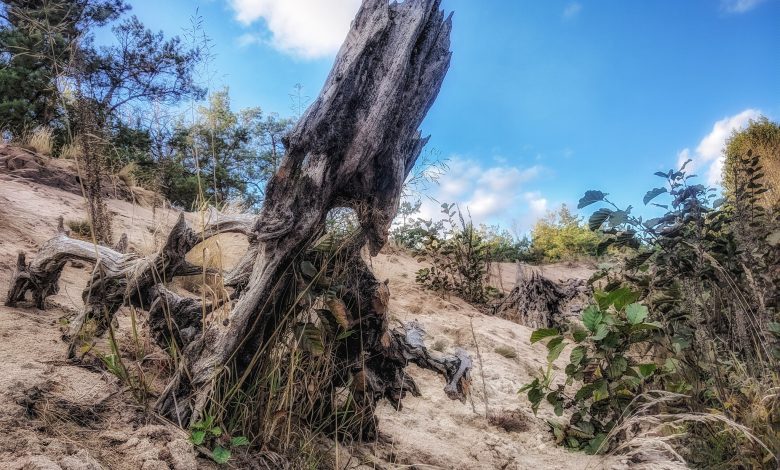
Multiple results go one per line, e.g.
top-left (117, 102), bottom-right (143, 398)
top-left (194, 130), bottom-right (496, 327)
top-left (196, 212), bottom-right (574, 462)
top-left (414, 203), bottom-right (501, 304)
top-left (521, 153), bottom-right (780, 467)
top-left (530, 204), bottom-right (601, 261)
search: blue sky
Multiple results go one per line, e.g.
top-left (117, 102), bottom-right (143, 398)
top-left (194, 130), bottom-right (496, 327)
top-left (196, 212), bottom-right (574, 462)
top-left (111, 0), bottom-right (780, 231)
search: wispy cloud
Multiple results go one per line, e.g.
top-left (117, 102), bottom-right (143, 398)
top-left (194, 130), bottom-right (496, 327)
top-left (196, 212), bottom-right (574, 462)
top-left (676, 109), bottom-right (761, 186)
top-left (562, 2), bottom-right (583, 20)
top-left (414, 157), bottom-right (547, 231)
top-left (720, 0), bottom-right (770, 13)
top-left (227, 0), bottom-right (361, 59)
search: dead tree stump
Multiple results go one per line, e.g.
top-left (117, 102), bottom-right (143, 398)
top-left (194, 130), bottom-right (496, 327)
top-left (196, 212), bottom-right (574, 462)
top-left (5, 0), bottom-right (472, 444)
top-left (491, 263), bottom-right (590, 329)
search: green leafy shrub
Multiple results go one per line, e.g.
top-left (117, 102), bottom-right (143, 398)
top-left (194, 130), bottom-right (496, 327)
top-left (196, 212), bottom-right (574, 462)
top-left (530, 204), bottom-right (601, 261)
top-left (520, 292), bottom-right (661, 453)
top-left (529, 154), bottom-right (780, 467)
top-left (414, 203), bottom-right (501, 304)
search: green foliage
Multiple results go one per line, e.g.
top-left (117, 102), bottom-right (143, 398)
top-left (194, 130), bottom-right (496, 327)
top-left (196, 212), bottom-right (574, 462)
top-left (190, 415), bottom-right (249, 465)
top-left (414, 203), bottom-right (501, 304)
top-left (520, 295), bottom-right (661, 454)
top-left (166, 88), bottom-right (292, 209)
top-left (0, 1), bottom-right (128, 134)
top-left (392, 199), bottom-right (537, 262)
top-left (723, 116), bottom-right (780, 208)
top-left (554, 156), bottom-right (780, 466)
top-left (530, 204), bottom-right (601, 261)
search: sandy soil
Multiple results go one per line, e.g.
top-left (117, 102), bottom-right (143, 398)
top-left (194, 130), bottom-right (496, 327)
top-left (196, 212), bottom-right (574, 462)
top-left (0, 164), bottom-right (624, 469)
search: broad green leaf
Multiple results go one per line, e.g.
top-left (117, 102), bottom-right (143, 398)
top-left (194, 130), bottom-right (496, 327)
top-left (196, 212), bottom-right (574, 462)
top-left (570, 422), bottom-right (595, 438)
top-left (230, 436), bottom-right (250, 447)
top-left (582, 306), bottom-right (603, 332)
top-left (574, 384), bottom-right (595, 401)
top-left (592, 323), bottom-right (609, 341)
top-left (530, 328), bottom-right (560, 343)
top-left (210, 427), bottom-right (222, 437)
top-left (631, 321), bottom-right (662, 331)
top-left (607, 356), bottom-right (628, 379)
top-left (336, 329), bottom-right (354, 340)
top-left (547, 340), bottom-right (566, 362)
top-left (190, 430), bottom-right (205, 445)
top-left (528, 387), bottom-right (544, 413)
top-left (596, 237), bottom-right (615, 255)
top-left (643, 187), bottom-right (667, 205)
top-left (625, 303), bottom-right (648, 325)
top-left (586, 433), bottom-right (607, 455)
top-left (588, 208), bottom-right (613, 231)
top-left (295, 323), bottom-right (324, 356)
top-left (578, 190), bottom-right (607, 209)
top-left (592, 380), bottom-right (609, 402)
top-left (554, 401), bottom-right (563, 416)
top-left (637, 363), bottom-right (657, 377)
top-left (212, 446), bottom-right (231, 464)
top-left (570, 346), bottom-right (586, 365)
top-left (597, 288), bottom-right (639, 311)
top-left (572, 326), bottom-right (588, 343)
top-left (608, 210), bottom-right (629, 227)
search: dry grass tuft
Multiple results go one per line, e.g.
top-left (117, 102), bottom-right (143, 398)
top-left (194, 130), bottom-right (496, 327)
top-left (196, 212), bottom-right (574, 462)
top-left (494, 345), bottom-right (517, 359)
top-left (488, 409), bottom-right (529, 433)
top-left (591, 391), bottom-right (777, 470)
top-left (24, 127), bottom-right (53, 156)
top-left (59, 138), bottom-right (82, 160)
top-left (67, 219), bottom-right (92, 240)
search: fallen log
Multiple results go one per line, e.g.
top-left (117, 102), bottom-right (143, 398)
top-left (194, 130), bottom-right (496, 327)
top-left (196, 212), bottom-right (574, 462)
top-left (5, 218), bottom-right (124, 309)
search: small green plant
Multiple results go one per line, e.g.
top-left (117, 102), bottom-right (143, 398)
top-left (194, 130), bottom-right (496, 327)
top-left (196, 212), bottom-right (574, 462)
top-left (414, 203), bottom-right (501, 304)
top-left (190, 415), bottom-right (249, 464)
top-left (67, 219), bottom-right (92, 240)
top-left (520, 290), bottom-right (661, 454)
top-left (494, 345), bottom-right (518, 359)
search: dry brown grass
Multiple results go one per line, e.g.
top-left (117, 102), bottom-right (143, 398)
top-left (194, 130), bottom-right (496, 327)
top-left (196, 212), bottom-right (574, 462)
top-left (59, 138), bottom-right (81, 160)
top-left (24, 127), bottom-right (53, 156)
top-left (488, 409), bottom-right (529, 433)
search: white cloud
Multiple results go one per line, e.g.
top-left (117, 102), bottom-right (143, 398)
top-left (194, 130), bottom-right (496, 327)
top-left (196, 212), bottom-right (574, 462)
top-left (413, 157), bottom-right (546, 231)
top-left (721, 0), bottom-right (770, 13)
top-left (563, 2), bottom-right (583, 19)
top-left (236, 32), bottom-right (263, 47)
top-left (228, 0), bottom-right (361, 58)
top-left (676, 109), bottom-right (761, 186)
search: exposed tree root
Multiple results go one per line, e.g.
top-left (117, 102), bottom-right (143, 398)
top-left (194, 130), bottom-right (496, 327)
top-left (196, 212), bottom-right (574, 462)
top-left (491, 263), bottom-right (590, 328)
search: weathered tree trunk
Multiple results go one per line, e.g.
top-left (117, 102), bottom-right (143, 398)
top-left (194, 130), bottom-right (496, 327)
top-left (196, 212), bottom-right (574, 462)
top-left (5, 0), bottom-right (470, 443)
top-left (491, 263), bottom-right (590, 328)
top-left (156, 0), bottom-right (459, 425)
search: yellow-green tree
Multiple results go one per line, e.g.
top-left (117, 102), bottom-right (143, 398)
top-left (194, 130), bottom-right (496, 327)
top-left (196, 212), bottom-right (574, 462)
top-left (531, 204), bottom-right (600, 261)
top-left (723, 116), bottom-right (780, 208)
